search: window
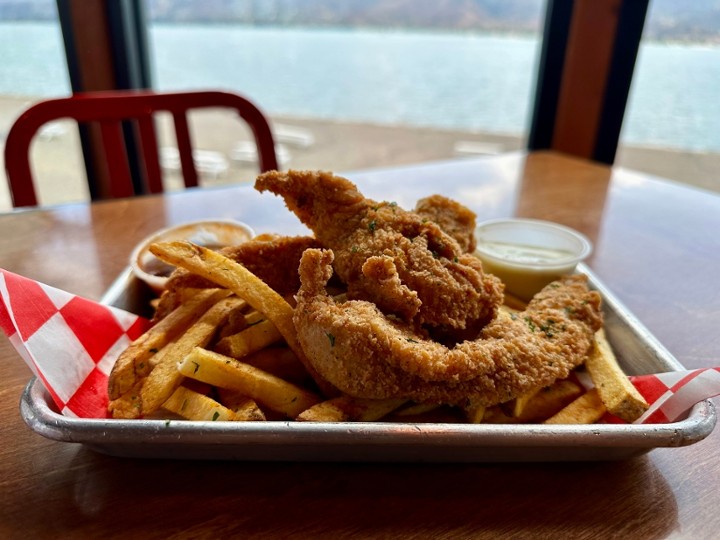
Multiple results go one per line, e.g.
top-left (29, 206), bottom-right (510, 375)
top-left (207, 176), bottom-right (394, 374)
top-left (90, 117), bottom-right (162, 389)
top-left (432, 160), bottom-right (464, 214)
top-left (616, 1), bottom-right (720, 193)
top-left (148, 1), bottom-right (545, 185)
top-left (0, 1), bottom-right (86, 210)
top-left (2, 1), bottom-right (550, 207)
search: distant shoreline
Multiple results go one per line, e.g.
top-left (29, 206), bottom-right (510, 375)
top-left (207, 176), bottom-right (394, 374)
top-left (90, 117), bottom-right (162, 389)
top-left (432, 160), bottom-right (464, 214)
top-left (1, 18), bottom-right (720, 45)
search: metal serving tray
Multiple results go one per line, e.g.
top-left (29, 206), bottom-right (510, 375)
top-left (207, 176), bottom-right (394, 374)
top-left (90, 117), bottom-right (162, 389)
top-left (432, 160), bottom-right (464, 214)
top-left (19, 264), bottom-right (716, 462)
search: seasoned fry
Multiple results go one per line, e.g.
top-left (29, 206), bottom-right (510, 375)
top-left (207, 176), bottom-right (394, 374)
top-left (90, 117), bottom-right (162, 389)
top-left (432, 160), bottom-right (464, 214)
top-left (108, 288), bottom-right (229, 400)
top-left (457, 396), bottom-right (488, 423)
top-left (544, 388), bottom-right (607, 424)
top-left (394, 402), bottom-right (442, 417)
top-left (178, 347), bottom-right (321, 418)
top-left (215, 316), bottom-right (283, 359)
top-left (150, 241), bottom-right (337, 396)
top-left (513, 380), bottom-right (584, 422)
top-left (149, 241), bottom-right (299, 354)
top-left (217, 305), bottom-right (251, 338)
top-left (237, 346), bottom-right (314, 387)
top-left (296, 396), bottom-right (406, 422)
top-left (586, 328), bottom-right (648, 422)
top-left (107, 379), bottom-right (145, 419)
top-left (481, 405), bottom-right (519, 424)
top-left (162, 386), bottom-right (236, 421)
top-left (464, 404), bottom-right (487, 424)
top-left (137, 296), bottom-right (245, 417)
top-left (216, 388), bottom-right (266, 421)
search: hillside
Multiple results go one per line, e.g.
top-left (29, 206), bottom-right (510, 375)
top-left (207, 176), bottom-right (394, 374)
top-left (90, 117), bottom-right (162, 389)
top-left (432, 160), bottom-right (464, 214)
top-left (1, 0), bottom-right (720, 42)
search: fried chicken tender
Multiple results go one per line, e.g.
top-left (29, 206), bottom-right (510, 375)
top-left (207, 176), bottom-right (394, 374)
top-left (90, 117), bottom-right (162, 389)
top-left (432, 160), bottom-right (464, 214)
top-left (293, 249), bottom-right (603, 407)
top-left (414, 194), bottom-right (477, 253)
top-left (255, 170), bottom-right (503, 330)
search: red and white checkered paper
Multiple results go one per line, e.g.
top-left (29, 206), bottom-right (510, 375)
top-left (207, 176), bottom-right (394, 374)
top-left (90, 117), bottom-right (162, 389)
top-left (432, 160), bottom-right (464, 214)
top-left (1, 269), bottom-right (150, 418)
top-left (1, 268), bottom-right (719, 423)
top-left (630, 368), bottom-right (720, 424)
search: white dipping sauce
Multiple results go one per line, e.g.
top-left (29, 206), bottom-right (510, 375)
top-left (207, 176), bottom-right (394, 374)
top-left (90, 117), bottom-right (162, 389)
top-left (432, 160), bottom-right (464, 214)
top-left (473, 219), bottom-right (592, 302)
top-left (479, 242), bottom-right (576, 265)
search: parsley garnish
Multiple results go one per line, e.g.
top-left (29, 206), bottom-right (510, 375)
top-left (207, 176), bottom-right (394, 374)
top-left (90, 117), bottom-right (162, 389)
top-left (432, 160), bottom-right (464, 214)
top-left (539, 319), bottom-right (556, 338)
top-left (524, 316), bottom-right (536, 332)
top-left (368, 220), bottom-right (377, 233)
top-left (212, 411), bottom-right (220, 421)
top-left (326, 332), bottom-right (336, 347)
top-left (406, 338), bottom-right (418, 343)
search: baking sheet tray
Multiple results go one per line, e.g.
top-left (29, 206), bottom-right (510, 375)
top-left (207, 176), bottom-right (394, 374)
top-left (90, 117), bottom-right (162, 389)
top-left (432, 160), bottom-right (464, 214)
top-left (19, 264), bottom-right (717, 462)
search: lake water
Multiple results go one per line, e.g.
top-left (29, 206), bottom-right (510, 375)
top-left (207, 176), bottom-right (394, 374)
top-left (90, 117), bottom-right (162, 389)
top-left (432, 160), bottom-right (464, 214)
top-left (2, 21), bottom-right (719, 152)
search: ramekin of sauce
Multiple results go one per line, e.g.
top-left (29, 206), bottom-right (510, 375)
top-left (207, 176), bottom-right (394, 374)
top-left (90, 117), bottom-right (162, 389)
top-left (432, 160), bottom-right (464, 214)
top-left (474, 218), bottom-right (592, 302)
top-left (130, 219), bottom-right (255, 293)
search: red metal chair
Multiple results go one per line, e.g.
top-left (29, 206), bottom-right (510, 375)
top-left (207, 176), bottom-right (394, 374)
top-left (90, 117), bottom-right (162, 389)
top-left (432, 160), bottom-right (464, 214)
top-left (4, 90), bottom-right (279, 208)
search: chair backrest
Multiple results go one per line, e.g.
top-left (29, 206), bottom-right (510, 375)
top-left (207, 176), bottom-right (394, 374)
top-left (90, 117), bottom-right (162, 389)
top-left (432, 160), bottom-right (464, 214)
top-left (4, 90), bottom-right (279, 208)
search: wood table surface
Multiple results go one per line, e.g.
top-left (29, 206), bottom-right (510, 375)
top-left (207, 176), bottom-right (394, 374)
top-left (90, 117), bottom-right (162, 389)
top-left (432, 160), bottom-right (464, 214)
top-left (1, 151), bottom-right (719, 539)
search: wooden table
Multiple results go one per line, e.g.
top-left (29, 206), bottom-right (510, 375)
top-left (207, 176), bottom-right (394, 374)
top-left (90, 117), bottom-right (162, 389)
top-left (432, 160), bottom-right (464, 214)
top-left (1, 151), bottom-right (718, 538)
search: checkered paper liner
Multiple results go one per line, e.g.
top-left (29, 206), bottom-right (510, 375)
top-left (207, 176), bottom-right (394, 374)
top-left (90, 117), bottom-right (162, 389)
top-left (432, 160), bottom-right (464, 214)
top-left (1, 269), bottom-right (150, 418)
top-left (1, 268), bottom-right (719, 423)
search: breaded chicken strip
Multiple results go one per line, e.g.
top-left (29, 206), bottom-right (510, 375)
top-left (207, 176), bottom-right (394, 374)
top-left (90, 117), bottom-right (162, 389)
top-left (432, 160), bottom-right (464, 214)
top-left (256, 170), bottom-right (503, 330)
top-left (294, 249), bottom-right (603, 407)
top-left (414, 194), bottom-right (477, 253)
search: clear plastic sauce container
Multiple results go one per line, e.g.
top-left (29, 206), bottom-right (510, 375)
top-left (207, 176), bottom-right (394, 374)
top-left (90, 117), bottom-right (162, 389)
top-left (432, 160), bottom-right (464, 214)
top-left (130, 219), bottom-right (255, 293)
top-left (474, 218), bottom-right (592, 302)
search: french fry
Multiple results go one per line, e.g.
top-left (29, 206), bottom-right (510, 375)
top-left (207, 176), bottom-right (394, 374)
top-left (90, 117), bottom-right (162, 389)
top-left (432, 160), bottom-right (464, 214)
top-left (149, 241), bottom-right (300, 355)
top-left (586, 329), bottom-right (649, 422)
top-left (481, 405), bottom-right (519, 424)
top-left (149, 241), bottom-right (338, 396)
top-left (237, 346), bottom-right (314, 387)
top-left (138, 296), bottom-right (245, 417)
top-left (107, 379), bottom-right (145, 419)
top-left (215, 316), bottom-right (283, 359)
top-left (513, 380), bottom-right (584, 422)
top-left (394, 402), bottom-right (442, 417)
top-left (217, 304), bottom-right (251, 339)
top-left (457, 396), bottom-right (487, 423)
top-left (108, 288), bottom-right (229, 400)
top-left (182, 377), bottom-right (214, 396)
top-left (216, 388), bottom-right (266, 421)
top-left (544, 388), bottom-right (607, 424)
top-left (296, 396), bottom-right (407, 422)
top-left (465, 404), bottom-right (487, 424)
top-left (178, 347), bottom-right (321, 418)
top-left (162, 386), bottom-right (236, 421)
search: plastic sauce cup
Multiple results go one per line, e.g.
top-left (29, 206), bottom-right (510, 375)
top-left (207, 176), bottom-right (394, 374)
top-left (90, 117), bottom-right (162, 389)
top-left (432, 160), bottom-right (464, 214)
top-left (474, 218), bottom-right (592, 302)
top-left (130, 219), bottom-right (255, 293)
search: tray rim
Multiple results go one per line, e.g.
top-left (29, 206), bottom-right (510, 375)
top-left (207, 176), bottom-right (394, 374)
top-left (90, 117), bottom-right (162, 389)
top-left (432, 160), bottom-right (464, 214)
top-left (18, 263), bottom-right (718, 461)
top-left (21, 376), bottom-right (716, 447)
